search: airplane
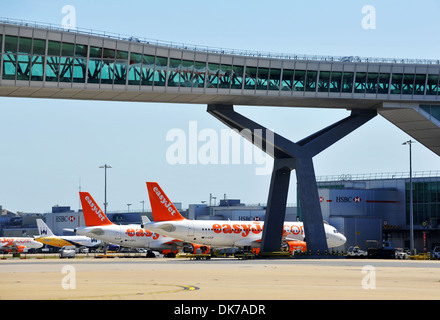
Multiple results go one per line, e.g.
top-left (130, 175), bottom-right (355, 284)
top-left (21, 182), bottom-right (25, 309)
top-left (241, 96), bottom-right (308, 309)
top-left (75, 191), bottom-right (206, 257)
top-left (144, 182), bottom-right (347, 254)
top-left (0, 237), bottom-right (43, 253)
top-left (35, 219), bottom-right (102, 249)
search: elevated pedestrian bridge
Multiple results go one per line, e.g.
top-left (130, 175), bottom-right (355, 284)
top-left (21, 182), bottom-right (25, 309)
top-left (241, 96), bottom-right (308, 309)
top-left (0, 20), bottom-right (439, 155)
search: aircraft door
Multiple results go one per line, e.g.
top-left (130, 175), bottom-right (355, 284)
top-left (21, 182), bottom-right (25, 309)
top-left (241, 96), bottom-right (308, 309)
top-left (115, 226), bottom-right (122, 241)
top-left (187, 222), bottom-right (194, 238)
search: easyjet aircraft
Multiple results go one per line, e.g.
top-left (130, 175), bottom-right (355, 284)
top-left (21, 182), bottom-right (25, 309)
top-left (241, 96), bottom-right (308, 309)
top-left (0, 237), bottom-right (43, 253)
top-left (35, 219), bottom-right (102, 249)
top-left (144, 182), bottom-right (347, 253)
top-left (75, 192), bottom-right (205, 257)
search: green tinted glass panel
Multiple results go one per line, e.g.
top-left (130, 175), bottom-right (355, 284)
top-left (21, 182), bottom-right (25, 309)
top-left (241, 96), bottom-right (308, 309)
top-left (207, 63), bottom-right (219, 88)
top-left (426, 75), bottom-right (439, 95)
top-left (89, 46), bottom-right (102, 58)
top-left (116, 50), bottom-right (128, 60)
top-left (114, 60), bottom-right (127, 85)
top-left (140, 54), bottom-right (154, 86)
top-left (33, 39), bottom-right (46, 55)
top-left (72, 58), bottom-right (86, 83)
top-left (305, 71), bottom-right (317, 92)
top-left (244, 67), bottom-right (257, 90)
top-left (59, 57), bottom-right (73, 82)
top-left (180, 60), bottom-right (194, 87)
top-left (329, 72), bottom-right (342, 92)
top-left (16, 55), bottom-right (30, 80)
top-left (420, 105), bottom-right (440, 122)
top-left (87, 59), bottom-right (102, 83)
top-left (18, 37), bottom-right (32, 54)
top-left (128, 53), bottom-right (142, 86)
top-left (269, 68), bottom-right (281, 91)
top-left (154, 56), bottom-right (167, 86)
top-left (46, 57), bottom-right (60, 81)
top-left (4, 36), bottom-right (18, 53)
top-left (281, 69), bottom-right (293, 91)
top-left (341, 72), bottom-right (354, 93)
top-left (293, 70), bottom-right (305, 91)
top-left (354, 72), bottom-right (367, 93)
top-left (48, 41), bottom-right (61, 56)
top-left (231, 66), bottom-right (243, 89)
top-left (318, 71), bottom-right (330, 92)
top-left (193, 61), bottom-right (206, 88)
top-left (366, 73), bottom-right (378, 93)
top-left (101, 59), bottom-right (114, 84)
top-left (130, 52), bottom-right (142, 64)
top-left (75, 44), bottom-right (87, 57)
top-left (61, 43), bottom-right (74, 56)
top-left (168, 58), bottom-right (180, 87)
top-left (219, 64), bottom-right (231, 89)
top-left (391, 73), bottom-right (403, 94)
top-left (378, 73), bottom-right (390, 94)
top-left (414, 74), bottom-right (426, 95)
top-left (30, 55), bottom-right (44, 81)
top-left (402, 74), bottom-right (414, 94)
top-left (431, 106), bottom-right (440, 121)
top-left (256, 68), bottom-right (268, 90)
top-left (2, 54), bottom-right (16, 79)
top-left (102, 49), bottom-right (115, 59)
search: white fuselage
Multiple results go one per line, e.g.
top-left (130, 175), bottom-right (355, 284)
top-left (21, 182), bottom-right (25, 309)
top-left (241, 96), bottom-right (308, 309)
top-left (75, 224), bottom-right (178, 252)
top-left (0, 237), bottom-right (43, 250)
top-left (144, 220), bottom-right (346, 249)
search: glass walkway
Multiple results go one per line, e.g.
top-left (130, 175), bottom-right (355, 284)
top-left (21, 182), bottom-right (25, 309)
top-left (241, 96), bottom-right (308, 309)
top-left (1, 33), bottom-right (440, 98)
top-left (0, 20), bottom-right (439, 155)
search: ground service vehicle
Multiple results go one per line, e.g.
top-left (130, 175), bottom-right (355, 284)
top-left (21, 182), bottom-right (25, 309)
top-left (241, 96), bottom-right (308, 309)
top-left (346, 246), bottom-right (368, 258)
top-left (366, 240), bottom-right (395, 259)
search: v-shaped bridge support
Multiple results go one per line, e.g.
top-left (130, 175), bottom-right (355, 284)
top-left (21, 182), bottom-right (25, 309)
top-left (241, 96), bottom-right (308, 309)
top-left (207, 105), bottom-right (377, 255)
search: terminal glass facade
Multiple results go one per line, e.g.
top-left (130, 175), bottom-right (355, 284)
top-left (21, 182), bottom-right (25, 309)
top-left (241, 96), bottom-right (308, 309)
top-left (1, 35), bottom-right (440, 97)
top-left (407, 181), bottom-right (440, 226)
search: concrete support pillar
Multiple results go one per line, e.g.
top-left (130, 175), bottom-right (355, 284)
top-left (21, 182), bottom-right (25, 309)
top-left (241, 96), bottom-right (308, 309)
top-left (207, 105), bottom-right (377, 255)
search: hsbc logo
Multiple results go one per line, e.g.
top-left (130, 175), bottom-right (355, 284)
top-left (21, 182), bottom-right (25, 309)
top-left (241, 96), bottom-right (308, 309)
top-left (336, 196), bottom-right (362, 203)
top-left (55, 215), bottom-right (76, 222)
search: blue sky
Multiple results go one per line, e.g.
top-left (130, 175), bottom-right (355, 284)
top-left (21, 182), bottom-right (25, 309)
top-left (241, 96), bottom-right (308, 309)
top-left (0, 0), bottom-right (439, 213)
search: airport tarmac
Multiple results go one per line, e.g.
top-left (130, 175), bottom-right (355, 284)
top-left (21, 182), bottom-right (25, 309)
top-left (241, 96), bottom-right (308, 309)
top-left (1, 257), bottom-right (440, 300)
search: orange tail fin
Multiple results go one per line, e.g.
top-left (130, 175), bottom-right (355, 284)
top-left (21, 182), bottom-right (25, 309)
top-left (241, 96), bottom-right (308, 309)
top-left (79, 192), bottom-right (113, 226)
top-left (146, 182), bottom-right (185, 221)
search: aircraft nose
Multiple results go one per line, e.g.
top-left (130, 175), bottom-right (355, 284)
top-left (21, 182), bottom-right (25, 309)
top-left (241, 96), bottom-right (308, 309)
top-left (339, 234), bottom-right (347, 244)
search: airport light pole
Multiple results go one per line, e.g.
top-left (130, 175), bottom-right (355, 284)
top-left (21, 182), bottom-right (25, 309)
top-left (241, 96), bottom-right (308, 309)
top-left (402, 140), bottom-right (415, 255)
top-left (99, 164), bottom-right (112, 215)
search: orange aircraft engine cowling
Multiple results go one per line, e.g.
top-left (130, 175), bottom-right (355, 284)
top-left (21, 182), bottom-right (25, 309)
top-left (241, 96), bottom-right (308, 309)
top-left (183, 244), bottom-right (210, 254)
top-left (282, 240), bottom-right (307, 254)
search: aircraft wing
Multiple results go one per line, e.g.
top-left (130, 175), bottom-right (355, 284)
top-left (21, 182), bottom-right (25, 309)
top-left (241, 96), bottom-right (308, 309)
top-left (83, 228), bottom-right (105, 236)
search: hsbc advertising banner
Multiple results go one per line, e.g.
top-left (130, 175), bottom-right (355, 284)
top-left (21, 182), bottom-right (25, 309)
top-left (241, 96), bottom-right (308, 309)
top-left (319, 189), bottom-right (369, 217)
top-left (47, 212), bottom-right (82, 235)
top-left (318, 188), bottom-right (399, 220)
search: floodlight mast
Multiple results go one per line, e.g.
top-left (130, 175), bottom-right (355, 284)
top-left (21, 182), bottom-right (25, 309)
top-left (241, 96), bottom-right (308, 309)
top-left (402, 140), bottom-right (415, 255)
top-left (99, 164), bottom-right (112, 214)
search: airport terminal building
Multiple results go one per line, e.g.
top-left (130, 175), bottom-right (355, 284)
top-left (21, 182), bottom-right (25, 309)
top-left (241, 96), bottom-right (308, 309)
top-left (1, 171), bottom-right (439, 253)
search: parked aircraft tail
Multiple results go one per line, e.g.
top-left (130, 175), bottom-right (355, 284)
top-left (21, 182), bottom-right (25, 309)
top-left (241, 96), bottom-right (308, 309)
top-left (79, 192), bottom-right (113, 226)
top-left (146, 182), bottom-right (186, 222)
